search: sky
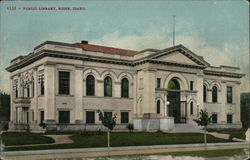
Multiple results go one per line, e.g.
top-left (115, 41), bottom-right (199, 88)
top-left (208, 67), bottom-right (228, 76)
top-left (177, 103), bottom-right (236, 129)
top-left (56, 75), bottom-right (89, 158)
top-left (0, 0), bottom-right (249, 93)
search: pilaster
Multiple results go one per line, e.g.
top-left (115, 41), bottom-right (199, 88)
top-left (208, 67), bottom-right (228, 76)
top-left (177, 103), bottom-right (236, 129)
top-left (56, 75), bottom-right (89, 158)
top-left (74, 67), bottom-right (83, 123)
top-left (44, 63), bottom-right (56, 123)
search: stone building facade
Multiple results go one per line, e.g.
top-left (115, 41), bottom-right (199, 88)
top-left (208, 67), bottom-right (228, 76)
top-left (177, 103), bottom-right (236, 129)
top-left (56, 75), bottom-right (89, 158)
top-left (6, 41), bottom-right (245, 131)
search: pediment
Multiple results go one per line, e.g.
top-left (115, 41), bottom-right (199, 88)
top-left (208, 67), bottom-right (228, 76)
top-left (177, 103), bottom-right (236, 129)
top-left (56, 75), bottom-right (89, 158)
top-left (155, 51), bottom-right (197, 65)
top-left (150, 45), bottom-right (210, 67)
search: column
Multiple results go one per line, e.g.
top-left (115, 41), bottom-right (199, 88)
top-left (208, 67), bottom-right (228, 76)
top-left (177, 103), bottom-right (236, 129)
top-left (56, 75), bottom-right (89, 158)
top-left (220, 82), bottom-right (227, 123)
top-left (114, 82), bottom-right (120, 97)
top-left (33, 68), bottom-right (38, 123)
top-left (44, 63), bottom-right (56, 123)
top-left (10, 78), bottom-right (14, 122)
top-left (74, 67), bottom-right (83, 123)
top-left (133, 72), bottom-right (137, 117)
top-left (97, 80), bottom-right (103, 96)
top-left (196, 73), bottom-right (204, 110)
top-left (143, 69), bottom-right (156, 114)
top-left (234, 83), bottom-right (241, 123)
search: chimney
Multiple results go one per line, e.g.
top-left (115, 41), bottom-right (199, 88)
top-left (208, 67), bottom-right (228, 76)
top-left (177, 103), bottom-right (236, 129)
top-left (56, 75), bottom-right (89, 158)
top-left (81, 40), bottom-right (88, 44)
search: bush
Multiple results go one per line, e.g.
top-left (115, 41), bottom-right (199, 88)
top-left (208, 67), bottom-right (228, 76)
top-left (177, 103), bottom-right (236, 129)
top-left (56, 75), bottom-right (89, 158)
top-left (39, 123), bottom-right (46, 129)
top-left (127, 123), bottom-right (134, 132)
top-left (3, 123), bottom-right (9, 130)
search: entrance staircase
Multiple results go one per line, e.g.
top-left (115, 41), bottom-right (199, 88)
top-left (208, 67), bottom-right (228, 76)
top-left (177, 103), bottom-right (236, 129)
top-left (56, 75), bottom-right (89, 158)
top-left (169, 123), bottom-right (203, 133)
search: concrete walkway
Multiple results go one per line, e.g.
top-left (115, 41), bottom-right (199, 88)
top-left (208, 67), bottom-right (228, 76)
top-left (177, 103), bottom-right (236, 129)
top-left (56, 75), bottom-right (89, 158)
top-left (3, 135), bottom-right (73, 148)
top-left (2, 142), bottom-right (249, 160)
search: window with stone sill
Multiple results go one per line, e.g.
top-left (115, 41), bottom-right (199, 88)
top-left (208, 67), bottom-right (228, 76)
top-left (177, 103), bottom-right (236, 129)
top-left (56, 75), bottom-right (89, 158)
top-left (156, 100), bottom-right (160, 114)
top-left (86, 111), bottom-right (95, 124)
top-left (104, 76), bottom-right (112, 97)
top-left (190, 101), bottom-right (193, 115)
top-left (227, 86), bottom-right (233, 104)
top-left (212, 86), bottom-right (218, 103)
top-left (121, 112), bottom-right (129, 123)
top-left (121, 78), bottom-right (129, 98)
top-left (212, 114), bottom-right (217, 123)
top-left (59, 111), bottom-right (70, 124)
top-left (59, 71), bottom-right (70, 95)
top-left (203, 85), bottom-right (207, 102)
top-left (38, 72), bottom-right (45, 96)
top-left (86, 75), bottom-right (95, 96)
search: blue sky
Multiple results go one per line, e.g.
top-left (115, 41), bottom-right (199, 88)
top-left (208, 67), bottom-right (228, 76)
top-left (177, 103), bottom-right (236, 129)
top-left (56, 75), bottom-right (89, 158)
top-left (0, 0), bottom-right (249, 93)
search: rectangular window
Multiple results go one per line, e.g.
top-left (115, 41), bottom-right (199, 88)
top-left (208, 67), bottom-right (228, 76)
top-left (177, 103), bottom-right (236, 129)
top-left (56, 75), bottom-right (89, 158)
top-left (59, 71), bottom-right (70, 95)
top-left (227, 114), bottom-right (233, 123)
top-left (212, 114), bottom-right (217, 123)
top-left (190, 81), bottom-right (193, 91)
top-left (227, 86), bottom-right (233, 103)
top-left (157, 78), bottom-right (161, 88)
top-left (86, 111), bottom-right (95, 124)
top-left (40, 111), bottom-right (44, 123)
top-left (121, 112), bottom-right (129, 123)
top-left (104, 112), bottom-right (112, 118)
top-left (59, 111), bottom-right (70, 124)
top-left (39, 72), bottom-right (45, 96)
top-left (32, 111), bottom-right (34, 121)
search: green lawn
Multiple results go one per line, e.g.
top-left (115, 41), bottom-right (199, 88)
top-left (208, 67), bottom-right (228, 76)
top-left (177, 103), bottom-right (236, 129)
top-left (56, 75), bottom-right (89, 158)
top-left (3, 131), bottom-right (233, 151)
top-left (208, 129), bottom-right (247, 139)
top-left (1, 132), bottom-right (55, 146)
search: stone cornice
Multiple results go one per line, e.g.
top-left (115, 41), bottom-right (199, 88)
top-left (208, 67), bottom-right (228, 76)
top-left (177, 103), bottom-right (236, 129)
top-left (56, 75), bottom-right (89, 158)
top-left (204, 70), bottom-right (245, 78)
top-left (6, 49), bottom-right (245, 79)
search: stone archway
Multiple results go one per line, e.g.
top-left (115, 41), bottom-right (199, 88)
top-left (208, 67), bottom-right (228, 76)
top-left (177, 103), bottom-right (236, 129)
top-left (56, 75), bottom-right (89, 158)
top-left (167, 78), bottom-right (182, 123)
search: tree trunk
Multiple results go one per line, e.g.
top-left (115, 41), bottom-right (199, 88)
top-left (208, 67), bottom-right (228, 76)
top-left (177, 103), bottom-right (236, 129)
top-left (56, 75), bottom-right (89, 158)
top-left (204, 126), bottom-right (207, 151)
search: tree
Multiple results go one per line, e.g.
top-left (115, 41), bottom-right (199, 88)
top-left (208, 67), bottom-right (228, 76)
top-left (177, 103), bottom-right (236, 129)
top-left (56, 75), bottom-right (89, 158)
top-left (241, 93), bottom-right (250, 128)
top-left (194, 109), bottom-right (212, 151)
top-left (0, 91), bottom-right (10, 121)
top-left (97, 110), bottom-right (116, 152)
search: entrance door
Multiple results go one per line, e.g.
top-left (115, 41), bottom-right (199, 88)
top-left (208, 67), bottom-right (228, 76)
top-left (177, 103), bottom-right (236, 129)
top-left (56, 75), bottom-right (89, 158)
top-left (168, 91), bottom-right (181, 123)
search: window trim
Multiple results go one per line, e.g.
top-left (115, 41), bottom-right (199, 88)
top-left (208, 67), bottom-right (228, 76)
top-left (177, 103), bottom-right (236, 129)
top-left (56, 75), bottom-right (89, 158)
top-left (121, 78), bottom-right (129, 98)
top-left (121, 111), bottom-right (129, 124)
top-left (157, 78), bottom-right (161, 88)
top-left (104, 76), bottom-right (112, 97)
top-left (190, 101), bottom-right (193, 115)
top-left (212, 86), bottom-right (218, 103)
top-left (59, 71), bottom-right (70, 95)
top-left (156, 100), bottom-right (160, 114)
top-left (86, 111), bottom-right (95, 124)
top-left (86, 75), bottom-right (95, 96)
top-left (226, 86), bottom-right (233, 104)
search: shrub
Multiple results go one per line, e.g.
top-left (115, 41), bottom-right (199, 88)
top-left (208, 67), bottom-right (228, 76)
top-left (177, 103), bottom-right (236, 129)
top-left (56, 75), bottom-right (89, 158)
top-left (127, 123), bottom-right (134, 132)
top-left (39, 123), bottom-right (46, 129)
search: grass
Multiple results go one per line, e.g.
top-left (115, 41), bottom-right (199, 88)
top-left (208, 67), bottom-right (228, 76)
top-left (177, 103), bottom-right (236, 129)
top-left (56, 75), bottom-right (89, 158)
top-left (208, 128), bottom-right (247, 139)
top-left (1, 132), bottom-right (55, 146)
top-left (3, 131), bottom-right (233, 151)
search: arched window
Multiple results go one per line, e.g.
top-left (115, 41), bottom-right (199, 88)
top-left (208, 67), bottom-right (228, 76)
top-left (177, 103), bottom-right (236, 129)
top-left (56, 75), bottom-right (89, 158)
top-left (212, 86), bottom-right (217, 102)
top-left (168, 79), bottom-right (180, 90)
top-left (121, 78), bottom-right (129, 98)
top-left (203, 85), bottom-right (207, 102)
top-left (190, 101), bottom-right (193, 115)
top-left (104, 76), bottom-right (112, 97)
top-left (157, 100), bottom-right (160, 114)
top-left (86, 75), bottom-right (95, 96)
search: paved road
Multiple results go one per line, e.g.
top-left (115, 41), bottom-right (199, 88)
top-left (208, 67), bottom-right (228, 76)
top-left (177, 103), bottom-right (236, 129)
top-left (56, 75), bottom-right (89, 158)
top-left (2, 142), bottom-right (249, 160)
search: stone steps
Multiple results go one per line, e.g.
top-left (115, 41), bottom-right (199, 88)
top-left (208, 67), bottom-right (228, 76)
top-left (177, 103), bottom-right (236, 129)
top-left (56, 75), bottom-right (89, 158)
top-left (169, 123), bottom-right (203, 133)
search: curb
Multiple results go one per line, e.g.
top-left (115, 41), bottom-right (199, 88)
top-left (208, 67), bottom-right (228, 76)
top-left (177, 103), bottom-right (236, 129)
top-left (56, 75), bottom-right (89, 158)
top-left (2, 142), bottom-right (249, 157)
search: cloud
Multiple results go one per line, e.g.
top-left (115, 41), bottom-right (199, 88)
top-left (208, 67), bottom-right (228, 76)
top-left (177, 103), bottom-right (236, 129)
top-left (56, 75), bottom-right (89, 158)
top-left (92, 30), bottom-right (249, 93)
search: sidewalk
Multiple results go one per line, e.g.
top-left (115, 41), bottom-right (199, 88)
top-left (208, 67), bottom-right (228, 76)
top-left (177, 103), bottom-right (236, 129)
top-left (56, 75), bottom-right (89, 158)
top-left (2, 142), bottom-right (249, 160)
